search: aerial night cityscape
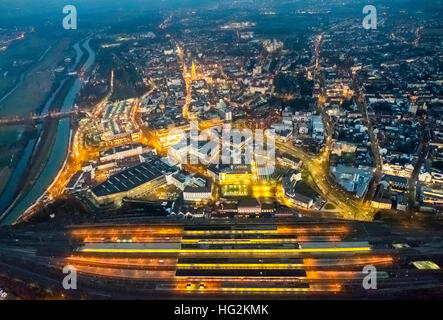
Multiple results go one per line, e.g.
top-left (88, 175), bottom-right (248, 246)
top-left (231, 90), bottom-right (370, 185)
top-left (0, 0), bottom-right (443, 306)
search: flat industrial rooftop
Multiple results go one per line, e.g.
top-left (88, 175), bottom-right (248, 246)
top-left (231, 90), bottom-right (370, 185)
top-left (92, 158), bottom-right (175, 197)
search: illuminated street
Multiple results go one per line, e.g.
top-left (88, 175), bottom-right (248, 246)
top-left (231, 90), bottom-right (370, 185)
top-left (0, 0), bottom-right (442, 303)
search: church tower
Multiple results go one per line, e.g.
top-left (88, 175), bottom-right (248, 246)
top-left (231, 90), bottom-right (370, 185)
top-left (191, 61), bottom-right (197, 80)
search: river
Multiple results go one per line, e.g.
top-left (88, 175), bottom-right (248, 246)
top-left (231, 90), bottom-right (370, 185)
top-left (0, 38), bottom-right (96, 225)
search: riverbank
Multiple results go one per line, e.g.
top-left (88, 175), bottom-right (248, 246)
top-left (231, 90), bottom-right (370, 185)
top-left (0, 37), bottom-right (72, 117)
top-left (0, 37), bottom-right (96, 225)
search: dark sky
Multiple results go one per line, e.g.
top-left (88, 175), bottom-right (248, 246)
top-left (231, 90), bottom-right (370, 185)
top-left (0, 0), bottom-right (441, 29)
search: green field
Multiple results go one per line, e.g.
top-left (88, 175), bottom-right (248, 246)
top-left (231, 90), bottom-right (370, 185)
top-left (0, 35), bottom-right (53, 96)
top-left (0, 34), bottom-right (73, 116)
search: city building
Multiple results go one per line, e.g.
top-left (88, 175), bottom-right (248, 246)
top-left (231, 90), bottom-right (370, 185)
top-left (421, 187), bottom-right (443, 207)
top-left (331, 165), bottom-right (373, 198)
top-left (277, 154), bottom-right (303, 170)
top-left (183, 178), bottom-right (212, 202)
top-left (384, 175), bottom-right (409, 193)
top-left (100, 143), bottom-right (148, 163)
top-left (371, 182), bottom-right (393, 210)
top-left (283, 172), bottom-right (314, 209)
top-left (237, 198), bottom-right (262, 215)
top-left (312, 115), bottom-right (325, 143)
top-left (90, 156), bottom-right (177, 206)
top-left (219, 164), bottom-right (256, 185)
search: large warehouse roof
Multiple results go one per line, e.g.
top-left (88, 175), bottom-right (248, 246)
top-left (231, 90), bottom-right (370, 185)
top-left (91, 159), bottom-right (174, 197)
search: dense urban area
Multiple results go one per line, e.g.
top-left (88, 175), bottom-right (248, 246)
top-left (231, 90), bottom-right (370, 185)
top-left (0, 0), bottom-right (443, 300)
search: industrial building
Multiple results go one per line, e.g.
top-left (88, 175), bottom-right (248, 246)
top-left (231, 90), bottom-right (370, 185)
top-left (90, 156), bottom-right (177, 206)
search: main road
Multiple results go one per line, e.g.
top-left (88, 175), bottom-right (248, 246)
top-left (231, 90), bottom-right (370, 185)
top-left (275, 32), bottom-right (376, 221)
top-left (276, 140), bottom-right (375, 221)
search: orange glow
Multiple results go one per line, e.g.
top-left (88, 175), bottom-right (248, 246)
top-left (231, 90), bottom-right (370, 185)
top-left (70, 226), bottom-right (184, 240)
top-left (69, 264), bottom-right (176, 279)
top-left (64, 255), bottom-right (178, 269)
top-left (79, 247), bottom-right (371, 255)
